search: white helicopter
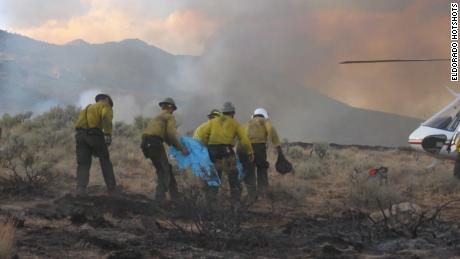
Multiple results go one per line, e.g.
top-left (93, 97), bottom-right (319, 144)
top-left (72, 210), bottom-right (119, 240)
top-left (341, 58), bottom-right (458, 164)
top-left (408, 87), bottom-right (460, 160)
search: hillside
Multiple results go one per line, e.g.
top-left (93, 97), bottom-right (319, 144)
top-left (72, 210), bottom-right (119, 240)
top-left (0, 30), bottom-right (422, 146)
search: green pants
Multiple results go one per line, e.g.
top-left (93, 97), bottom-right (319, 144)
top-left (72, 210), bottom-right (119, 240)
top-left (207, 145), bottom-right (241, 202)
top-left (238, 151), bottom-right (257, 200)
top-left (75, 129), bottom-right (116, 191)
top-left (141, 136), bottom-right (179, 200)
top-left (253, 143), bottom-right (269, 192)
top-left (238, 143), bottom-right (269, 199)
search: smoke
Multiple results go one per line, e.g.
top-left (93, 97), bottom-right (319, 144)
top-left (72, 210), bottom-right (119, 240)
top-left (1, 0), bottom-right (452, 145)
top-left (76, 89), bottom-right (101, 108)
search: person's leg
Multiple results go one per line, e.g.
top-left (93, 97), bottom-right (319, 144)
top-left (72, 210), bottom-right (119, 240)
top-left (92, 135), bottom-right (116, 192)
top-left (238, 151), bottom-right (257, 201)
top-left (149, 143), bottom-right (172, 201)
top-left (168, 167), bottom-right (180, 200)
top-left (206, 146), bottom-right (223, 204)
top-left (253, 144), bottom-right (269, 193)
top-left (75, 131), bottom-right (92, 194)
top-left (226, 156), bottom-right (241, 202)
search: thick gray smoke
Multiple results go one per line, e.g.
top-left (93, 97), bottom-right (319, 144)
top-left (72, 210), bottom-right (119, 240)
top-left (6, 0), bottom-right (453, 145)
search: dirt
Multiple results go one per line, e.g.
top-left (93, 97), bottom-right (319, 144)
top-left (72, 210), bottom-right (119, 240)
top-left (2, 190), bottom-right (460, 259)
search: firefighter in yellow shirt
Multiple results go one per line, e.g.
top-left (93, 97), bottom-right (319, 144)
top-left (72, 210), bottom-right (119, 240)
top-left (245, 108), bottom-right (282, 197)
top-left (193, 109), bottom-right (221, 141)
top-left (195, 102), bottom-right (253, 203)
top-left (74, 94), bottom-right (116, 196)
top-left (141, 97), bottom-right (189, 201)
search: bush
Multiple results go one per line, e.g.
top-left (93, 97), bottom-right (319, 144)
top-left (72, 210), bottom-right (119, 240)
top-left (295, 160), bottom-right (324, 180)
top-left (286, 146), bottom-right (306, 160)
top-left (0, 112), bottom-right (33, 130)
top-left (165, 187), bottom-right (245, 250)
top-left (348, 172), bottom-right (404, 210)
top-left (0, 134), bottom-right (56, 194)
top-left (134, 116), bottom-right (149, 131)
top-left (312, 142), bottom-right (329, 159)
top-left (113, 122), bottom-right (138, 139)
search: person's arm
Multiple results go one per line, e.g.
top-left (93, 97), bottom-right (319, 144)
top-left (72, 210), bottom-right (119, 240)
top-left (193, 123), bottom-right (208, 144)
top-left (265, 120), bottom-right (281, 147)
top-left (74, 109), bottom-right (87, 129)
top-left (237, 123), bottom-right (253, 155)
top-left (101, 105), bottom-right (113, 135)
top-left (166, 115), bottom-right (185, 150)
top-left (195, 121), bottom-right (211, 146)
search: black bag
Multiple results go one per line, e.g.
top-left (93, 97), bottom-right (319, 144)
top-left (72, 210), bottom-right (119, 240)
top-left (275, 151), bottom-right (293, 174)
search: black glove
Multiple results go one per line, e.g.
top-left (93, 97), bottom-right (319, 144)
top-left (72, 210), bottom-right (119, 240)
top-left (104, 135), bottom-right (112, 146)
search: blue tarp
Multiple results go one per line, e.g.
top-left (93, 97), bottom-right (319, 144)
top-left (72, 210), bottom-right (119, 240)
top-left (168, 136), bottom-right (245, 186)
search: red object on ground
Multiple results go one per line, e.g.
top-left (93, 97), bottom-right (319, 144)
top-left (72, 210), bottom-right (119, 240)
top-left (368, 168), bottom-right (378, 176)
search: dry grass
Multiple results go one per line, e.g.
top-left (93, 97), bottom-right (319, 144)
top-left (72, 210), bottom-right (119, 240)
top-left (3, 107), bottom-right (460, 220)
top-left (270, 144), bottom-right (460, 217)
top-left (0, 218), bottom-right (15, 259)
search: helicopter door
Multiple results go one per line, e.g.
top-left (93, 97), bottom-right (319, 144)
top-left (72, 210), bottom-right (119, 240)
top-left (421, 135), bottom-right (447, 154)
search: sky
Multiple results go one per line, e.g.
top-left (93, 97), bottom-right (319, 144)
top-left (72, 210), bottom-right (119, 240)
top-left (1, 0), bottom-right (459, 119)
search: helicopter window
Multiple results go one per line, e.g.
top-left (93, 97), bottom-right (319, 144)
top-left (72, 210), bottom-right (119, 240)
top-left (423, 99), bottom-right (460, 131)
top-left (425, 116), bottom-right (452, 129)
top-left (448, 111), bottom-right (460, 131)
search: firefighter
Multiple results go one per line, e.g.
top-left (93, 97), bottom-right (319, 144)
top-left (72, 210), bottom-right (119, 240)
top-left (245, 108), bottom-right (282, 197)
top-left (193, 109), bottom-right (221, 141)
top-left (74, 94), bottom-right (116, 196)
top-left (141, 97), bottom-right (189, 201)
top-left (196, 102), bottom-right (253, 203)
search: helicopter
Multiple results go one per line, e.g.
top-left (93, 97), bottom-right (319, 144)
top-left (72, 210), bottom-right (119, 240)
top-left (341, 58), bottom-right (459, 163)
top-left (408, 87), bottom-right (460, 161)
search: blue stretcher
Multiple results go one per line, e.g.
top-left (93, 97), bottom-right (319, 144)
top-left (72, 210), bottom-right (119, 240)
top-left (168, 136), bottom-right (244, 186)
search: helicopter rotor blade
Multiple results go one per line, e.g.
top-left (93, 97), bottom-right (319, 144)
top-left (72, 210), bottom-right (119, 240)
top-left (339, 58), bottom-right (449, 64)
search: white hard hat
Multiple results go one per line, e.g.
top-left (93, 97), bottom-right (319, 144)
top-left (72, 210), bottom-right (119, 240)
top-left (253, 108), bottom-right (269, 118)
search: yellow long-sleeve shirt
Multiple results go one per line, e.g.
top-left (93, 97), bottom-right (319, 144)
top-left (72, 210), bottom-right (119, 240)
top-left (75, 101), bottom-right (113, 135)
top-left (193, 122), bottom-right (207, 141)
top-left (247, 117), bottom-right (281, 147)
top-left (195, 115), bottom-right (253, 154)
top-left (142, 110), bottom-right (183, 149)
